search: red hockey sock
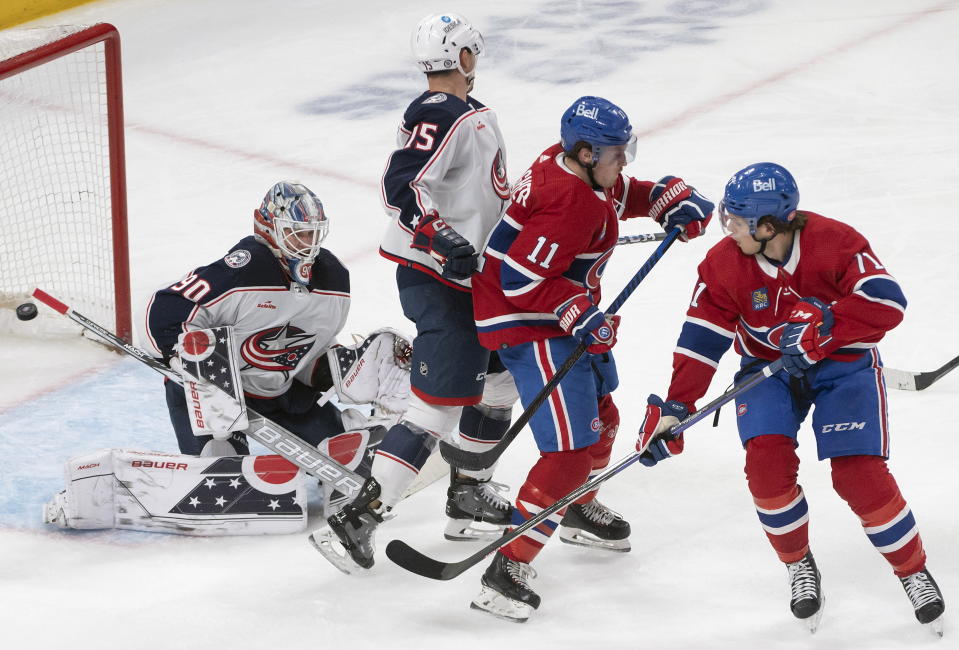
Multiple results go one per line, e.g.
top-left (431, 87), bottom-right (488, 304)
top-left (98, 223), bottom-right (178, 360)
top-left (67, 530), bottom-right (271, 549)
top-left (501, 447), bottom-right (593, 564)
top-left (831, 455), bottom-right (926, 577)
top-left (744, 435), bottom-right (809, 564)
top-left (576, 394), bottom-right (619, 504)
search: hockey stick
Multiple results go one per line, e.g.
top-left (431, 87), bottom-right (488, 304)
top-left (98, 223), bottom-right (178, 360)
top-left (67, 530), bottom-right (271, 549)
top-left (438, 228), bottom-right (682, 471)
top-left (31, 288), bottom-right (368, 498)
top-left (387, 359), bottom-right (784, 580)
top-left (616, 232), bottom-right (668, 246)
top-left (883, 354), bottom-right (959, 391)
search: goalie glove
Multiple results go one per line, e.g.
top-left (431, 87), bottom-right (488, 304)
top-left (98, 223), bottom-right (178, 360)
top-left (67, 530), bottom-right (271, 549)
top-left (325, 328), bottom-right (413, 414)
top-left (173, 326), bottom-right (249, 441)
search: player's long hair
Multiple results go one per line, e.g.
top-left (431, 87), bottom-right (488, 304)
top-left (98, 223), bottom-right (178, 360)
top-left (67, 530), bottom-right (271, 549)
top-left (759, 211), bottom-right (808, 234)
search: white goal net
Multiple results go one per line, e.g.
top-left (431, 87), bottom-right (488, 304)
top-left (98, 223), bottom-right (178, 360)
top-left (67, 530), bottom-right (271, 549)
top-left (0, 24), bottom-right (130, 340)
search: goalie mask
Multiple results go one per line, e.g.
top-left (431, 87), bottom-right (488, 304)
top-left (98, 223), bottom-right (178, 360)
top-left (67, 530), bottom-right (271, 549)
top-left (254, 181), bottom-right (329, 284)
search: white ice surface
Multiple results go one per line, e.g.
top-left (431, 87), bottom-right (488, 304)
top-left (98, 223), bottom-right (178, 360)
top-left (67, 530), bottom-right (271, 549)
top-left (1, 1), bottom-right (957, 648)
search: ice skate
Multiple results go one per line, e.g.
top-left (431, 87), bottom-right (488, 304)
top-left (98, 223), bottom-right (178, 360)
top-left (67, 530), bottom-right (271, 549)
top-left (786, 551), bottom-right (825, 633)
top-left (310, 477), bottom-right (384, 574)
top-left (42, 490), bottom-right (68, 527)
top-left (900, 568), bottom-right (945, 637)
top-left (558, 498), bottom-right (631, 552)
top-left (470, 552), bottom-right (540, 623)
top-left (444, 471), bottom-right (512, 541)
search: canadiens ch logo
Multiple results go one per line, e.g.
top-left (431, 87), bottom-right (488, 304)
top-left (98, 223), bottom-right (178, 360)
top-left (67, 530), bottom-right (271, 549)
top-left (751, 287), bottom-right (769, 310)
top-left (224, 250), bottom-right (251, 268)
top-left (240, 323), bottom-right (315, 373)
top-left (585, 249), bottom-right (614, 290)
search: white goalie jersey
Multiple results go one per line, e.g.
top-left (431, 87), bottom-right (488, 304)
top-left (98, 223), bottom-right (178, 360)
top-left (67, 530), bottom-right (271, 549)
top-left (144, 236), bottom-right (350, 400)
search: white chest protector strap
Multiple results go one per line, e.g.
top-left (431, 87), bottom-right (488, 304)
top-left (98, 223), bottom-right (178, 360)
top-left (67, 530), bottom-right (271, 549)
top-left (174, 325), bottom-right (249, 440)
top-left (325, 327), bottom-right (413, 415)
top-left (43, 449), bottom-right (307, 536)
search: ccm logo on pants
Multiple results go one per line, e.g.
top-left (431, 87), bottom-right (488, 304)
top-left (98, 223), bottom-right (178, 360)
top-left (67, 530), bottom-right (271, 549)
top-left (821, 422), bottom-right (866, 433)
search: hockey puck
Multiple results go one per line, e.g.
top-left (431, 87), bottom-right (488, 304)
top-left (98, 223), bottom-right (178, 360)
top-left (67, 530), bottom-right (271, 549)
top-left (16, 302), bottom-right (38, 321)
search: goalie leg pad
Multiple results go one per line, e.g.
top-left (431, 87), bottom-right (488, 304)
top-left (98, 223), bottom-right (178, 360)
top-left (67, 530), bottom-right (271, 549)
top-left (44, 449), bottom-right (307, 536)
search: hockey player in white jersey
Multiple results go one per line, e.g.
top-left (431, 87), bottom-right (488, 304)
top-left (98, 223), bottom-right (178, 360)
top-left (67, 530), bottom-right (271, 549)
top-left (314, 13), bottom-right (521, 574)
top-left (144, 181), bottom-right (410, 475)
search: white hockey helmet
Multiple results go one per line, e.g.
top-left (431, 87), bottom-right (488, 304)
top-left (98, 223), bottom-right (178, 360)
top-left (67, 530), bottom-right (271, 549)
top-left (410, 13), bottom-right (485, 76)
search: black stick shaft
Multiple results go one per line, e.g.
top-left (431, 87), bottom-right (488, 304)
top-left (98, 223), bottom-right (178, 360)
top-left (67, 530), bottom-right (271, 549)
top-left (439, 228), bottom-right (682, 471)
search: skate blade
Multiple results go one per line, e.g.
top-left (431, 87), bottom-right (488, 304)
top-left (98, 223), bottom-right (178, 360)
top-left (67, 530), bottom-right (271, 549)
top-left (444, 518), bottom-right (507, 542)
top-left (558, 527), bottom-right (631, 553)
top-left (926, 615), bottom-right (944, 638)
top-left (308, 529), bottom-right (367, 575)
top-left (470, 585), bottom-right (532, 623)
top-left (799, 593), bottom-right (825, 634)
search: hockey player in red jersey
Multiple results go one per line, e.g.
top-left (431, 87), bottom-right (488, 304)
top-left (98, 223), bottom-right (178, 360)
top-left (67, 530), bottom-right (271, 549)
top-left (637, 162), bottom-right (945, 634)
top-left (469, 96), bottom-right (713, 622)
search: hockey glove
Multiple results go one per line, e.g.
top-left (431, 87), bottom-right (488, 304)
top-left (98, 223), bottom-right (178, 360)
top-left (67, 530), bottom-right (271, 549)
top-left (555, 295), bottom-right (619, 353)
top-left (411, 210), bottom-right (478, 280)
top-left (648, 176), bottom-right (714, 241)
top-left (779, 297), bottom-right (834, 378)
top-left (637, 394), bottom-right (688, 467)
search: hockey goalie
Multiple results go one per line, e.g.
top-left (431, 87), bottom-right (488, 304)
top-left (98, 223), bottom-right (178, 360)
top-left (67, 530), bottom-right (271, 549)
top-left (42, 325), bottom-right (428, 536)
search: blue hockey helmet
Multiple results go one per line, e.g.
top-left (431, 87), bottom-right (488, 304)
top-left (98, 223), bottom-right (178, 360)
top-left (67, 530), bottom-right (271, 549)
top-left (254, 181), bottom-right (329, 266)
top-left (720, 162), bottom-right (799, 234)
top-left (560, 96), bottom-right (636, 166)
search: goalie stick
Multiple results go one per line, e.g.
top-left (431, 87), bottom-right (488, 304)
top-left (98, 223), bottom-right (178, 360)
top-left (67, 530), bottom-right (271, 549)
top-left (438, 228), bottom-right (682, 473)
top-left (387, 359), bottom-right (785, 580)
top-left (883, 354), bottom-right (959, 391)
top-left (31, 288), bottom-right (368, 498)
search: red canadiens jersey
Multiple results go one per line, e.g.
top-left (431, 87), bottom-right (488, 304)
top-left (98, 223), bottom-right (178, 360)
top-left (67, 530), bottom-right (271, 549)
top-left (667, 211), bottom-right (907, 410)
top-left (472, 144), bottom-right (657, 349)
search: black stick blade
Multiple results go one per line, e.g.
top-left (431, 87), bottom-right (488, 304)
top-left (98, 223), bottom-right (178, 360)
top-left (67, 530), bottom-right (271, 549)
top-left (916, 354), bottom-right (959, 390)
top-left (385, 539), bottom-right (487, 581)
top-left (438, 439), bottom-right (498, 471)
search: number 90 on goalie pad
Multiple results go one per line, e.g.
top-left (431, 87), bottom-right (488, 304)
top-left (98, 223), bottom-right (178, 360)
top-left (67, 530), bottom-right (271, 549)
top-left (174, 326), bottom-right (249, 440)
top-left (325, 328), bottom-right (413, 415)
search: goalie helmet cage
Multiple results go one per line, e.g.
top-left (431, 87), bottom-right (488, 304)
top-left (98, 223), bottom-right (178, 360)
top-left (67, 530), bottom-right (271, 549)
top-left (0, 23), bottom-right (131, 342)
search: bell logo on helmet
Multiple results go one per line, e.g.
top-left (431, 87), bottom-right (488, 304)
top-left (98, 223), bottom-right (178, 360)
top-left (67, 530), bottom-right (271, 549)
top-left (752, 178), bottom-right (777, 192)
top-left (575, 104), bottom-right (599, 120)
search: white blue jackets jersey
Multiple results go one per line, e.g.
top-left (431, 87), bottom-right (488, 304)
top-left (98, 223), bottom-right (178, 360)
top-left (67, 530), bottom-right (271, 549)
top-left (144, 236), bottom-right (350, 399)
top-left (379, 90), bottom-right (509, 289)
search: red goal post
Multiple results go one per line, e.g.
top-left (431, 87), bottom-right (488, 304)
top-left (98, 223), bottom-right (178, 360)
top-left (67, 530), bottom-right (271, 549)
top-left (0, 23), bottom-right (131, 341)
